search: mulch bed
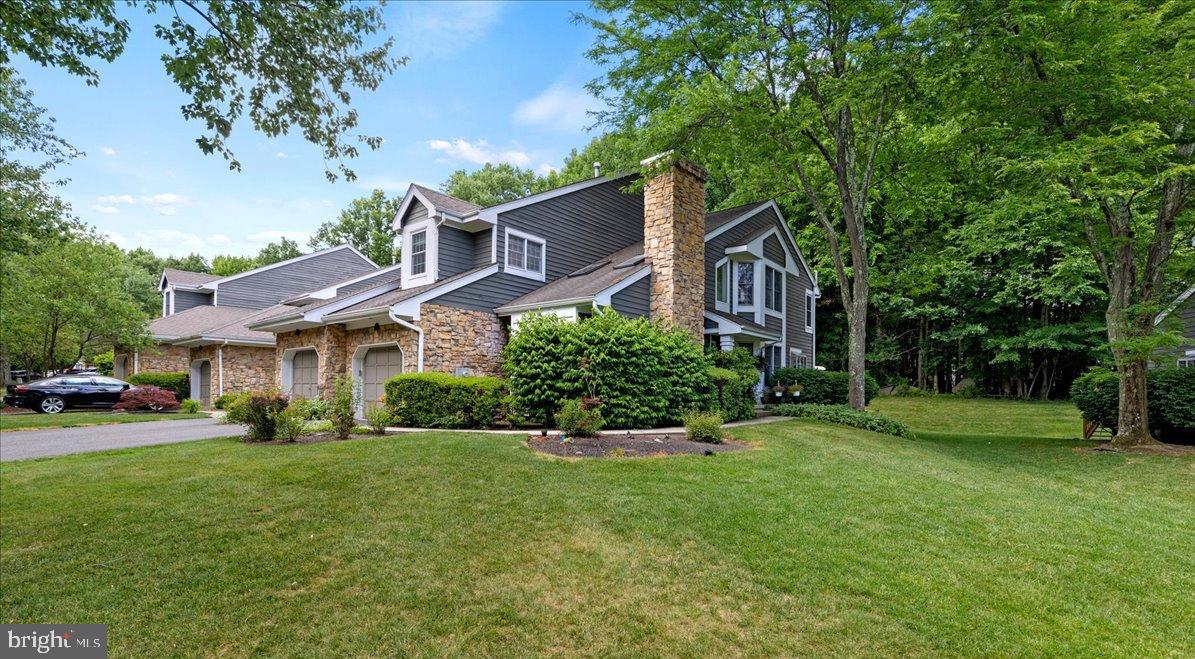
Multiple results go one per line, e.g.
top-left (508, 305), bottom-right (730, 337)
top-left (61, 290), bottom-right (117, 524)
top-left (528, 431), bottom-right (749, 458)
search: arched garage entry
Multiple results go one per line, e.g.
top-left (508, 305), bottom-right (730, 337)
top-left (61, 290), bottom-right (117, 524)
top-left (114, 354), bottom-right (129, 379)
top-left (353, 343), bottom-right (404, 416)
top-left (281, 347), bottom-right (319, 400)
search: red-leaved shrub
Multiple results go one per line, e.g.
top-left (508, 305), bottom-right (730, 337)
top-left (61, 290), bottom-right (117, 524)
top-left (114, 385), bottom-right (179, 412)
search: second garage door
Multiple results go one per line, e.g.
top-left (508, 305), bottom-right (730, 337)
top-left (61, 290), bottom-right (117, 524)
top-left (291, 349), bottom-right (319, 399)
top-left (363, 346), bottom-right (403, 413)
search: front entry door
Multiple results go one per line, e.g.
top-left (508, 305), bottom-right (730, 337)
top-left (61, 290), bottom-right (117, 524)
top-left (363, 346), bottom-right (403, 413)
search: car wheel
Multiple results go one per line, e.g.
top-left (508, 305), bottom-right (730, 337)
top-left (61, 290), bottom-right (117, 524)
top-left (39, 396), bottom-right (66, 414)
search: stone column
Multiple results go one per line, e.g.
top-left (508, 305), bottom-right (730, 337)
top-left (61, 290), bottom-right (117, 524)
top-left (642, 155), bottom-right (707, 341)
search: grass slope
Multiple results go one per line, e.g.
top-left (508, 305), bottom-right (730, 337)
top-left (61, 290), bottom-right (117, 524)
top-left (0, 411), bottom-right (208, 431)
top-left (870, 395), bottom-right (1081, 438)
top-left (2, 399), bottom-right (1191, 656)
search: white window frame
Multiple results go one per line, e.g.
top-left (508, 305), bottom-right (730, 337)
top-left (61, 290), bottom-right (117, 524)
top-left (714, 258), bottom-right (731, 311)
top-left (805, 290), bottom-right (815, 333)
top-left (401, 218), bottom-right (436, 288)
top-left (504, 227), bottom-right (546, 282)
top-left (410, 230), bottom-right (428, 276)
top-left (764, 264), bottom-right (784, 315)
top-left (1178, 357), bottom-right (1194, 368)
top-left (734, 261), bottom-right (756, 310)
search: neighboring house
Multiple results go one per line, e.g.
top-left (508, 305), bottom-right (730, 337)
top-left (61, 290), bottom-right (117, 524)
top-left (115, 245), bottom-right (389, 405)
top-left (244, 157), bottom-right (818, 414)
top-left (1153, 285), bottom-right (1195, 368)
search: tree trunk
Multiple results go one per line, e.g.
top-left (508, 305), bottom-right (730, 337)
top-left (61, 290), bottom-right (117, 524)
top-left (846, 278), bottom-right (869, 410)
top-left (1104, 236), bottom-right (1154, 447)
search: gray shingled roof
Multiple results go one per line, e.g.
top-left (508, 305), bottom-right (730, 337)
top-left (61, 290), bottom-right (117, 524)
top-left (412, 184), bottom-right (481, 216)
top-left (149, 306), bottom-right (268, 341)
top-left (706, 201), bottom-right (768, 232)
top-left (162, 268), bottom-right (220, 288)
top-left (706, 308), bottom-right (779, 337)
top-left (327, 265), bottom-right (494, 318)
top-left (495, 243), bottom-right (647, 313)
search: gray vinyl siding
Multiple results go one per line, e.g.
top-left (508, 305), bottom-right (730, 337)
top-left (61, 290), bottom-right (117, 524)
top-left (704, 206), bottom-right (788, 310)
top-left (427, 272), bottom-right (543, 312)
top-left (496, 176), bottom-right (643, 283)
top-left (472, 230), bottom-right (492, 267)
top-left (404, 200), bottom-right (429, 225)
top-left (763, 235), bottom-right (786, 266)
top-left (765, 315), bottom-right (783, 334)
top-left (438, 226), bottom-right (475, 278)
top-left (216, 249), bottom-right (376, 309)
top-left (610, 276), bottom-right (651, 319)
top-left (786, 272), bottom-right (816, 365)
top-left (173, 290), bottom-right (211, 313)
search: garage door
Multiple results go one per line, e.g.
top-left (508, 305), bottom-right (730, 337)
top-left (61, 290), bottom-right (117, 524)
top-left (198, 361), bottom-right (212, 406)
top-left (363, 346), bottom-right (403, 413)
top-left (291, 350), bottom-right (319, 399)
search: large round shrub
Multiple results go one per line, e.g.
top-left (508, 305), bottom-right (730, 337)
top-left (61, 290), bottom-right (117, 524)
top-left (502, 308), bottom-right (711, 429)
top-left (1069, 368), bottom-right (1119, 431)
top-left (1071, 367), bottom-right (1194, 441)
top-left (127, 371), bottom-right (188, 400)
top-left (768, 368), bottom-right (879, 405)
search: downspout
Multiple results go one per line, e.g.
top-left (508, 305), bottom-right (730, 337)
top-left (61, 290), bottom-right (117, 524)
top-left (133, 350), bottom-right (140, 375)
top-left (217, 340), bottom-right (226, 396)
top-left (388, 310), bottom-right (424, 372)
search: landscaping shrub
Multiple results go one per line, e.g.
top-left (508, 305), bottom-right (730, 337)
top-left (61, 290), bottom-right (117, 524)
top-left (114, 385), bottom-right (180, 412)
top-left (773, 403), bottom-right (911, 438)
top-left (364, 406), bottom-right (391, 435)
top-left (127, 372), bottom-right (188, 400)
top-left (769, 368), bottom-right (880, 405)
top-left (684, 410), bottom-right (724, 443)
top-left (213, 392), bottom-right (243, 410)
top-left (890, 383), bottom-right (933, 398)
top-left (1071, 367), bottom-right (1195, 440)
top-left (503, 308), bottom-right (710, 429)
top-left (237, 391), bottom-right (289, 442)
top-left (180, 398), bottom-right (201, 413)
top-left (329, 376), bottom-right (358, 440)
top-left (556, 398), bottom-right (603, 437)
top-left (383, 373), bottom-right (505, 429)
top-left (287, 397), bottom-right (330, 420)
top-left (706, 366), bottom-right (755, 422)
top-left (707, 347), bottom-right (759, 382)
top-left (275, 405), bottom-right (308, 442)
top-left (93, 350), bottom-right (114, 376)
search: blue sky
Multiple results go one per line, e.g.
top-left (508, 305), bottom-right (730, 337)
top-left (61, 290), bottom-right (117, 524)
top-left (13, 1), bottom-right (606, 259)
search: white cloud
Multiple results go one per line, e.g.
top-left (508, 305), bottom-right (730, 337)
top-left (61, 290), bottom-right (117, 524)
top-left (353, 176), bottom-right (411, 192)
top-left (95, 193), bottom-right (186, 216)
top-left (536, 163), bottom-right (558, 176)
top-left (148, 193), bottom-right (185, 204)
top-left (209, 234), bottom-right (233, 245)
top-left (100, 147), bottom-right (117, 156)
top-left (427, 138), bottom-right (531, 167)
top-left (397, 1), bottom-right (503, 60)
top-left (514, 84), bottom-right (600, 133)
top-left (92, 205), bottom-right (120, 214)
top-left (247, 230), bottom-right (310, 244)
top-left (96, 194), bottom-right (135, 205)
top-left (275, 151), bottom-right (288, 159)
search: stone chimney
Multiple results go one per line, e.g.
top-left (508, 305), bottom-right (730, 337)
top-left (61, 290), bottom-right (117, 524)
top-left (641, 153), bottom-right (707, 341)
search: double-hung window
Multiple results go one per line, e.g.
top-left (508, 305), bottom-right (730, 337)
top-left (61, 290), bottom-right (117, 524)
top-left (805, 291), bottom-right (815, 331)
top-left (715, 261), bottom-right (729, 305)
top-left (764, 266), bottom-right (783, 313)
top-left (506, 229), bottom-right (545, 280)
top-left (736, 262), bottom-right (754, 306)
top-left (410, 231), bottom-right (427, 276)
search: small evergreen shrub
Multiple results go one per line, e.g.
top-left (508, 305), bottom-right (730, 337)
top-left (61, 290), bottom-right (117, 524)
top-left (180, 398), bottom-right (201, 413)
top-left (1070, 368), bottom-right (1120, 432)
top-left (556, 398), bottom-right (603, 437)
top-left (238, 391), bottom-right (289, 442)
top-left (384, 373), bottom-right (506, 428)
top-left (287, 397), bottom-right (330, 420)
top-left (114, 386), bottom-right (179, 412)
top-left (706, 366), bottom-right (755, 422)
top-left (127, 372), bottom-right (189, 400)
top-left (773, 403), bottom-right (911, 438)
top-left (891, 383), bottom-right (933, 398)
top-left (769, 368), bottom-right (880, 405)
top-left (707, 347), bottom-right (759, 382)
top-left (684, 411), bottom-right (725, 443)
top-left (1072, 367), bottom-right (1195, 440)
top-left (364, 406), bottom-right (391, 435)
top-left (213, 392), bottom-right (243, 410)
top-left (329, 376), bottom-right (358, 440)
top-left (275, 405), bottom-right (308, 442)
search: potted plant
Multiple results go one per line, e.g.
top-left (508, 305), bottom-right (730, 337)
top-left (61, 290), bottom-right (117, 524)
top-left (786, 384), bottom-right (804, 398)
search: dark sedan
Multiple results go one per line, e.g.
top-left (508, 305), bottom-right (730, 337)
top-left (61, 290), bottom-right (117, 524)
top-left (5, 376), bottom-right (132, 414)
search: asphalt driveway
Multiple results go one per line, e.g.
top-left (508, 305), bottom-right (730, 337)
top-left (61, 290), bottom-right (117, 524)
top-left (0, 417), bottom-right (242, 461)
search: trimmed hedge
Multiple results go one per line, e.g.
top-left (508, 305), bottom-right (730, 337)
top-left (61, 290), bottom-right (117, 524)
top-left (706, 366), bottom-right (755, 422)
top-left (768, 368), bottom-right (880, 405)
top-left (1071, 367), bottom-right (1194, 441)
top-left (773, 403), bottom-right (911, 438)
top-left (384, 373), bottom-right (506, 429)
top-left (128, 371), bottom-right (188, 400)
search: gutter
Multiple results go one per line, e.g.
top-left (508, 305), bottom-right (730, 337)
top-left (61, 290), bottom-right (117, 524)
top-left (495, 296), bottom-right (594, 316)
top-left (388, 309), bottom-right (424, 372)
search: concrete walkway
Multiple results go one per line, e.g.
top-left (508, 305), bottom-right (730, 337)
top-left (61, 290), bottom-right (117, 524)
top-left (0, 416), bottom-right (242, 462)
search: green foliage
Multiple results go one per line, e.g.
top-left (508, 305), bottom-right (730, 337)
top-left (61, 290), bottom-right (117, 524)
top-left (769, 369), bottom-right (880, 406)
top-left (308, 189), bottom-right (401, 266)
top-left (210, 254), bottom-right (258, 277)
top-left (502, 308), bottom-right (711, 429)
top-left (442, 163), bottom-right (540, 207)
top-left (364, 407), bottom-right (391, 435)
top-left (1071, 368), bottom-right (1195, 440)
top-left (128, 372), bottom-right (188, 400)
top-left (92, 349), bottom-right (114, 376)
top-left (180, 398), bottom-right (201, 414)
top-left (556, 399), bottom-right (604, 438)
top-left (383, 373), bottom-right (506, 429)
top-left (890, 384), bottom-right (933, 398)
top-left (773, 404), bottom-right (912, 438)
top-left (286, 397), bottom-right (329, 421)
top-left (213, 392), bottom-right (243, 411)
top-left (707, 347), bottom-right (758, 383)
top-left (275, 406), bottom-right (308, 442)
top-left (329, 377), bottom-right (358, 440)
top-left (684, 411), bottom-right (724, 444)
top-left (705, 367), bottom-right (755, 423)
top-left (114, 386), bottom-right (179, 412)
top-left (237, 391), bottom-right (289, 442)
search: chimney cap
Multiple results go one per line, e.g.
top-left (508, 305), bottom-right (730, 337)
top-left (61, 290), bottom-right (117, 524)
top-left (639, 151), bottom-right (708, 182)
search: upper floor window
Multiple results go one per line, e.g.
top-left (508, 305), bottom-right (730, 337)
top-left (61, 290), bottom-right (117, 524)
top-left (410, 231), bottom-right (427, 276)
top-left (715, 262), bottom-right (729, 304)
top-left (805, 291), bottom-right (815, 331)
top-left (1179, 358), bottom-right (1194, 368)
top-left (736, 262), bottom-right (754, 306)
top-left (764, 266), bottom-right (783, 313)
top-left (505, 229), bottom-right (546, 281)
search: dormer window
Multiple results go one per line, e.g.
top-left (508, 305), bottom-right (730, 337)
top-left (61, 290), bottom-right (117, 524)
top-left (505, 228), bottom-right (546, 281)
top-left (736, 262), bottom-right (754, 306)
top-left (411, 231), bottom-right (427, 276)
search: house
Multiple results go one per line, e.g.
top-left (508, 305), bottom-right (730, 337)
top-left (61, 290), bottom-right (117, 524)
top-left (1153, 285), bottom-right (1195, 368)
top-left (114, 245), bottom-right (394, 405)
top-left (241, 156), bottom-right (818, 414)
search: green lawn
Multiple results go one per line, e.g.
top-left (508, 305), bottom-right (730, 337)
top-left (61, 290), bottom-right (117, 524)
top-left (870, 394), bottom-right (1082, 438)
top-left (0, 411), bottom-right (208, 431)
top-left (2, 399), bottom-right (1191, 656)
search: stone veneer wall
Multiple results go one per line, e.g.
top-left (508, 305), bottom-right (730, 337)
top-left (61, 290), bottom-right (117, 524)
top-left (643, 159), bottom-right (707, 341)
top-left (188, 344), bottom-right (276, 396)
top-left (274, 325), bottom-right (347, 399)
top-left (120, 343), bottom-right (189, 374)
top-left (420, 303), bottom-right (505, 376)
top-left (342, 323), bottom-right (421, 377)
